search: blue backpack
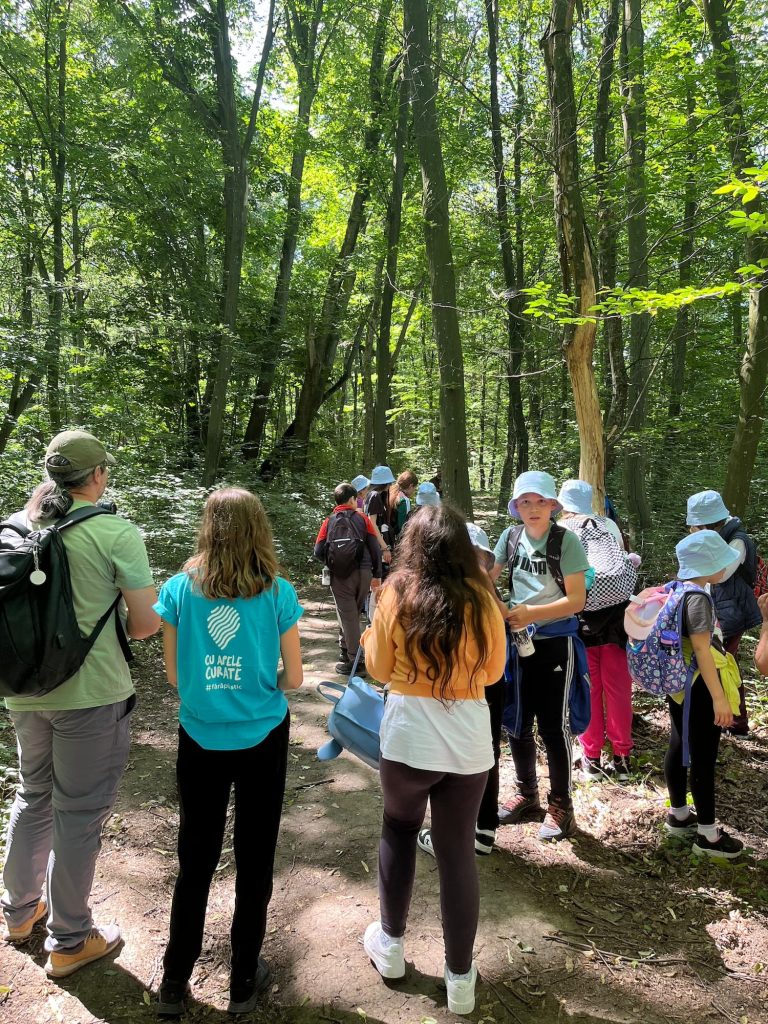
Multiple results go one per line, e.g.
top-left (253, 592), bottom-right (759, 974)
top-left (317, 650), bottom-right (384, 770)
top-left (625, 580), bottom-right (713, 765)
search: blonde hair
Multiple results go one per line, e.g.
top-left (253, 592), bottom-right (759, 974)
top-left (185, 488), bottom-right (280, 599)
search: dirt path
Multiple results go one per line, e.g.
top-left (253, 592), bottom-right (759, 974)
top-left (2, 586), bottom-right (768, 1024)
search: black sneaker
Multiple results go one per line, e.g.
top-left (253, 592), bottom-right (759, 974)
top-left (497, 793), bottom-right (542, 826)
top-left (581, 756), bottom-right (603, 782)
top-left (663, 810), bottom-right (698, 837)
top-left (692, 829), bottom-right (744, 860)
top-left (228, 957), bottom-right (272, 1014)
top-left (475, 828), bottom-right (496, 855)
top-left (335, 660), bottom-right (353, 675)
top-left (612, 755), bottom-right (632, 782)
top-left (156, 979), bottom-right (191, 1017)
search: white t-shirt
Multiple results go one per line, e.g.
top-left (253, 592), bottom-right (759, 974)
top-left (380, 692), bottom-right (494, 774)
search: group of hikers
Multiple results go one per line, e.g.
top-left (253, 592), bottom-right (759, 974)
top-left (1, 433), bottom-right (766, 1018)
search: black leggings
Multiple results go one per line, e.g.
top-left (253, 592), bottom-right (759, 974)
top-left (378, 758), bottom-right (488, 974)
top-left (163, 714), bottom-right (289, 985)
top-left (507, 635), bottom-right (573, 805)
top-left (477, 680), bottom-right (503, 832)
top-left (664, 680), bottom-right (721, 825)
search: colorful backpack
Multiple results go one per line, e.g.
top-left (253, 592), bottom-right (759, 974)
top-left (624, 581), bottom-right (713, 765)
top-left (561, 516), bottom-right (638, 611)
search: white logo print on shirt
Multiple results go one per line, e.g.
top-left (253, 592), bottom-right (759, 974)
top-left (207, 605), bottom-right (240, 650)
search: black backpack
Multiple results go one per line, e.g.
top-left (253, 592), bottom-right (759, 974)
top-left (506, 522), bottom-right (566, 595)
top-left (0, 505), bottom-right (132, 698)
top-left (325, 509), bottom-right (367, 579)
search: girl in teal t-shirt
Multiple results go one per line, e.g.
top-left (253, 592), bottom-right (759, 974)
top-left (154, 488), bottom-right (303, 1016)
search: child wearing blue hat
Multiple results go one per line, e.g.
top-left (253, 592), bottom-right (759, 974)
top-left (490, 471), bottom-right (590, 841)
top-left (664, 531), bottom-right (744, 858)
top-left (686, 490), bottom-right (761, 735)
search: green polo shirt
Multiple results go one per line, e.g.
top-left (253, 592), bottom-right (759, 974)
top-left (5, 500), bottom-right (154, 712)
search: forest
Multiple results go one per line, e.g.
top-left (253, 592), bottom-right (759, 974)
top-left (0, 0), bottom-right (767, 538)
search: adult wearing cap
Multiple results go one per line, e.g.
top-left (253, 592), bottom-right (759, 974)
top-left (489, 471), bottom-right (589, 841)
top-left (662, 531), bottom-right (743, 859)
top-left (686, 489), bottom-right (761, 735)
top-left (1, 430), bottom-right (159, 975)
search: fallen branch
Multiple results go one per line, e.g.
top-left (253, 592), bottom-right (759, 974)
top-left (485, 980), bottom-right (524, 1023)
top-left (544, 933), bottom-right (686, 967)
top-left (291, 778), bottom-right (336, 792)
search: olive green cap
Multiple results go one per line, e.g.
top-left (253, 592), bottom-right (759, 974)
top-left (45, 429), bottom-right (116, 473)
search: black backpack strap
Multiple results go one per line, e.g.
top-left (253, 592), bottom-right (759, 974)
top-left (54, 505), bottom-right (112, 531)
top-left (546, 523), bottom-right (566, 595)
top-left (506, 525), bottom-right (525, 589)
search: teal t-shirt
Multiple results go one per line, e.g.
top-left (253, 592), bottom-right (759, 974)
top-left (154, 572), bottom-right (303, 751)
top-left (493, 524), bottom-right (590, 624)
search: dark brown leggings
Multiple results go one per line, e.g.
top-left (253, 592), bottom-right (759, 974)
top-left (378, 757), bottom-right (488, 974)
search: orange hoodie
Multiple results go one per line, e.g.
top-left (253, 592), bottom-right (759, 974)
top-left (362, 580), bottom-right (507, 699)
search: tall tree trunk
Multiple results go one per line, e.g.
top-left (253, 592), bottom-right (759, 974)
top-left (242, 0), bottom-right (325, 458)
top-left (668, 53), bottom-right (697, 419)
top-left (703, 0), bottom-right (768, 517)
top-left (620, 0), bottom-right (652, 527)
top-left (541, 0), bottom-right (604, 508)
top-left (488, 2), bottom-right (528, 509)
top-left (403, 0), bottom-right (473, 515)
top-left (374, 65), bottom-right (410, 464)
top-left (594, 0), bottom-right (626, 468)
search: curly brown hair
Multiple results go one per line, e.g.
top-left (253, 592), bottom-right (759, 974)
top-left (185, 488), bottom-right (280, 599)
top-left (386, 502), bottom-right (493, 701)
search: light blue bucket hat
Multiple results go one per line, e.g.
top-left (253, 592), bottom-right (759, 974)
top-left (415, 481), bottom-right (441, 506)
top-left (508, 471), bottom-right (562, 518)
top-left (466, 523), bottom-right (492, 552)
top-left (558, 479), bottom-right (593, 516)
top-left (686, 490), bottom-right (730, 527)
top-left (370, 464), bottom-right (395, 486)
top-left (351, 474), bottom-right (370, 492)
top-left (676, 530), bottom-right (740, 581)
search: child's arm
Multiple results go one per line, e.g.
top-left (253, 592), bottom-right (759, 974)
top-left (755, 594), bottom-right (768, 675)
top-left (506, 571), bottom-right (587, 629)
top-left (162, 622), bottom-right (178, 687)
top-left (278, 622), bottom-right (303, 691)
top-left (689, 631), bottom-right (733, 727)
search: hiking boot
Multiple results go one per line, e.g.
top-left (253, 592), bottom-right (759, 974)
top-left (2, 899), bottom-right (46, 943)
top-left (474, 828), bottom-right (496, 856)
top-left (335, 659), bottom-right (353, 675)
top-left (45, 924), bottom-right (122, 978)
top-left (612, 754), bottom-right (632, 782)
top-left (363, 921), bottom-right (405, 979)
top-left (692, 829), bottom-right (744, 860)
top-left (664, 810), bottom-right (698, 837)
top-left (497, 793), bottom-right (542, 826)
top-left (580, 755), bottom-right (603, 782)
top-left (156, 978), bottom-right (191, 1017)
top-left (227, 957), bottom-right (272, 1014)
top-left (539, 802), bottom-right (576, 842)
top-left (417, 828), bottom-right (435, 858)
top-left (444, 962), bottom-right (477, 1015)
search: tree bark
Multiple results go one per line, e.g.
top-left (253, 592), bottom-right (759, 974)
top-left (703, 0), bottom-right (768, 517)
top-left (620, 0), bottom-right (652, 528)
top-left (403, 0), bottom-right (473, 515)
top-left (541, 0), bottom-right (604, 510)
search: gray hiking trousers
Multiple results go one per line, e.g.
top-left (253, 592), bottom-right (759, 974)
top-left (2, 696), bottom-right (135, 951)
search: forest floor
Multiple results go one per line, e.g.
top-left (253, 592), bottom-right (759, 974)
top-left (2, 585), bottom-right (768, 1024)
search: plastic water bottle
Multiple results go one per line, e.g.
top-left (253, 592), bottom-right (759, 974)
top-left (511, 624), bottom-right (535, 657)
top-left (321, 566), bottom-right (331, 586)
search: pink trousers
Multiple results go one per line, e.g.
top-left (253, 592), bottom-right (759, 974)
top-left (580, 643), bottom-right (634, 758)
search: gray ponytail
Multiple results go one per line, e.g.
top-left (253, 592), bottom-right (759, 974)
top-left (26, 461), bottom-right (106, 522)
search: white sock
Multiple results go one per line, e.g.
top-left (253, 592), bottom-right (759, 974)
top-left (476, 828), bottom-right (495, 838)
top-left (671, 805), bottom-right (691, 821)
top-left (381, 928), bottom-right (403, 947)
top-left (446, 966), bottom-right (474, 982)
top-left (697, 823), bottom-right (719, 842)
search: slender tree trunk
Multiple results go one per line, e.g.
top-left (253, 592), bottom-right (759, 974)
top-left (404, 0), bottom-right (473, 515)
top-left (488, 2), bottom-right (528, 509)
top-left (620, 0), bottom-right (652, 527)
top-left (542, 0), bottom-right (604, 509)
top-left (374, 65), bottom-right (410, 463)
top-left (594, 0), bottom-right (626, 467)
top-left (703, 0), bottom-right (768, 517)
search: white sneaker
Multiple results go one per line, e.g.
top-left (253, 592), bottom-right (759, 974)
top-left (444, 962), bottom-right (477, 1014)
top-left (417, 827), bottom-right (436, 858)
top-left (363, 921), bottom-right (405, 979)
